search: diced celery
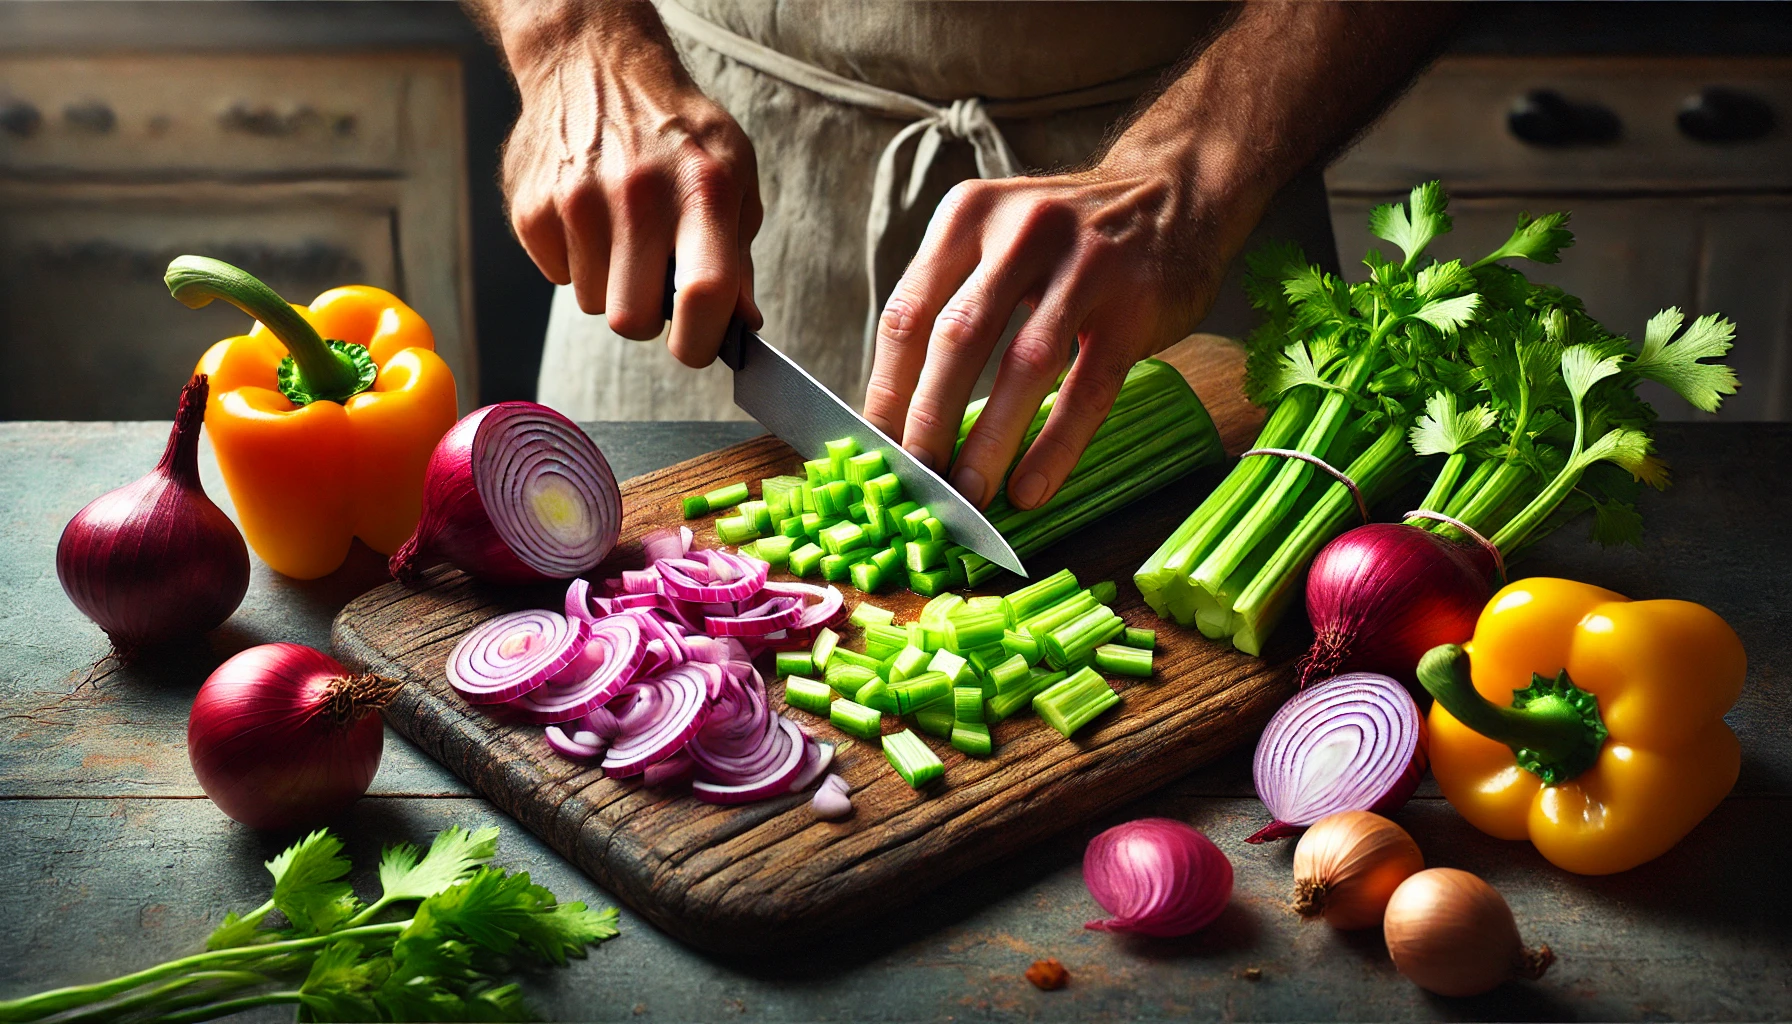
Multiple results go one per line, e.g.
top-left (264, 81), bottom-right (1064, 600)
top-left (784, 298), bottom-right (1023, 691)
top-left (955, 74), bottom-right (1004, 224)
top-left (1006, 568), bottom-right (1080, 621)
top-left (926, 648), bottom-right (974, 687)
top-left (900, 507), bottom-right (932, 541)
top-left (702, 481), bottom-right (749, 512)
top-left (1123, 626), bottom-right (1157, 650)
top-left (906, 539), bottom-right (947, 572)
top-left (755, 534), bottom-right (794, 567)
top-left (1094, 642), bottom-right (1154, 678)
top-left (779, 517), bottom-right (807, 539)
top-left (846, 451), bottom-right (887, 486)
top-left (774, 651), bottom-right (813, 677)
top-left (888, 670), bottom-right (951, 714)
top-left (739, 500), bottom-right (773, 534)
top-left (826, 437), bottom-right (861, 479)
top-left (883, 730), bottom-right (944, 788)
top-left (811, 626), bottom-right (840, 669)
top-left (822, 549), bottom-right (873, 581)
top-left (951, 721), bottom-right (993, 757)
top-left (944, 607), bottom-right (1006, 651)
top-left (789, 542), bottom-right (825, 577)
top-left (1090, 580), bottom-right (1119, 605)
top-left (826, 662), bottom-right (879, 697)
top-left (716, 516), bottom-right (759, 545)
top-left (953, 685), bottom-right (985, 723)
top-left (888, 645), bottom-right (930, 683)
top-left (1033, 666), bottom-right (1120, 737)
top-left (1003, 629), bottom-right (1043, 665)
top-left (865, 471), bottom-right (903, 507)
top-left (831, 698), bottom-right (882, 740)
top-left (851, 602), bottom-right (896, 628)
top-left (681, 495), bottom-right (708, 519)
top-left (987, 668), bottom-right (1065, 721)
top-left (855, 677), bottom-right (895, 713)
top-left (1043, 604), bottom-right (1125, 670)
top-left (912, 707), bottom-right (955, 739)
top-left (907, 567), bottom-right (951, 597)
top-left (783, 677), bottom-right (832, 715)
top-left (850, 559), bottom-right (884, 593)
top-left (986, 653), bottom-right (1031, 693)
top-left (804, 458), bottom-right (835, 485)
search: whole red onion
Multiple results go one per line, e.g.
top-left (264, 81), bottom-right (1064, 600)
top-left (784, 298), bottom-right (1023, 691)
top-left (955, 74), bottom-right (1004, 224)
top-left (57, 374), bottom-right (249, 652)
top-left (1298, 523), bottom-right (1496, 689)
top-left (188, 643), bottom-right (394, 831)
top-left (1083, 818), bottom-right (1233, 937)
top-left (390, 402), bottom-right (620, 585)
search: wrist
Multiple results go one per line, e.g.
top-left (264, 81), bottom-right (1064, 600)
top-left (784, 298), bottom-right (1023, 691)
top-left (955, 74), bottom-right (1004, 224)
top-left (1098, 125), bottom-right (1277, 261)
top-left (491, 0), bottom-right (681, 85)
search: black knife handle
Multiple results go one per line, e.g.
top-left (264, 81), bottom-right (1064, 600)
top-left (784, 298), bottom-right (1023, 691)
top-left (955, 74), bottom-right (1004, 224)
top-left (661, 259), bottom-right (750, 371)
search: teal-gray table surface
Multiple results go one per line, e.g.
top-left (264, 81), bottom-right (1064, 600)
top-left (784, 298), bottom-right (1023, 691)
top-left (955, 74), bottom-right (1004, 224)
top-left (2, 421), bottom-right (1787, 1023)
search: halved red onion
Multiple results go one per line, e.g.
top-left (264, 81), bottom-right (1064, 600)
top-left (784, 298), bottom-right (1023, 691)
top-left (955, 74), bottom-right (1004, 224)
top-left (391, 402), bottom-right (621, 584)
top-left (601, 664), bottom-right (712, 777)
top-left (447, 610), bottom-right (585, 705)
top-left (545, 725), bottom-right (606, 760)
top-left (510, 614), bottom-right (644, 723)
top-left (692, 719), bottom-right (807, 804)
top-left (1248, 672), bottom-right (1428, 843)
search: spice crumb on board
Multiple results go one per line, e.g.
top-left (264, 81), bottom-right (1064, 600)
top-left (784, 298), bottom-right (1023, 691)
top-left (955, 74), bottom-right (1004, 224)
top-left (1237, 966), bottom-right (1264, 982)
top-left (1026, 958), bottom-right (1070, 990)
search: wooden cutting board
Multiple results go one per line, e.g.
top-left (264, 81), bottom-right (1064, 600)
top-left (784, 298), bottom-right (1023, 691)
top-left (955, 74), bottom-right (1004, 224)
top-left (331, 336), bottom-right (1297, 953)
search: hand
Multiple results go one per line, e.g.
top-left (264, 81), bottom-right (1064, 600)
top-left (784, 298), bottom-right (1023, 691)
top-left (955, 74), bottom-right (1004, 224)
top-left (862, 161), bottom-right (1243, 510)
top-left (496, 1), bottom-right (762, 367)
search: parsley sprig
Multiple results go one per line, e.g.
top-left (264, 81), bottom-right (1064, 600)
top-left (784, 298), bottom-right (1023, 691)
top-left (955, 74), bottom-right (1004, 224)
top-left (0, 827), bottom-right (618, 1023)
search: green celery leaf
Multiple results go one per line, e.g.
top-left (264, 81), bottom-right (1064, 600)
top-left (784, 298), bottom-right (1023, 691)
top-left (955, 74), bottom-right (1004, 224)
top-left (205, 909), bottom-right (281, 951)
top-left (1476, 211), bottom-right (1574, 267)
top-left (466, 983), bottom-right (535, 1022)
top-left (1368, 180), bottom-right (1452, 268)
top-left (1561, 345), bottom-right (1624, 402)
top-left (378, 826), bottom-right (502, 907)
top-left (1575, 428), bottom-right (1653, 478)
top-left (1588, 495), bottom-right (1645, 547)
top-left (406, 868), bottom-right (619, 967)
top-left (1630, 307), bottom-right (1740, 413)
top-left (1264, 342), bottom-right (1353, 400)
top-left (297, 940), bottom-right (388, 1022)
top-left (1409, 392), bottom-right (1498, 456)
top-left (1410, 293), bottom-right (1481, 335)
top-left (375, 974), bottom-right (468, 1022)
top-left (1415, 259), bottom-right (1475, 302)
top-left (267, 830), bottom-right (360, 936)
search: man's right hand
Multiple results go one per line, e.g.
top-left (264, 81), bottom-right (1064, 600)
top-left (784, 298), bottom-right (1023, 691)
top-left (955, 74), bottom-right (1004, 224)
top-left (485, 0), bottom-right (763, 367)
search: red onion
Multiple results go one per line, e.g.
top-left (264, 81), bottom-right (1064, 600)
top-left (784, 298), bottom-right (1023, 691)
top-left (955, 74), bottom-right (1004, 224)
top-left (602, 664), bottom-right (712, 777)
top-left (391, 402), bottom-right (621, 584)
top-left (1299, 524), bottom-right (1495, 689)
top-left (511, 614), bottom-right (644, 723)
top-left (811, 773), bottom-right (852, 819)
top-left (545, 724), bottom-right (607, 760)
top-left (692, 719), bottom-right (806, 804)
top-left (1083, 819), bottom-right (1233, 937)
top-left (1248, 672), bottom-right (1428, 843)
top-left (188, 643), bottom-right (393, 831)
top-left (447, 609), bottom-right (585, 704)
top-left (57, 374), bottom-right (249, 653)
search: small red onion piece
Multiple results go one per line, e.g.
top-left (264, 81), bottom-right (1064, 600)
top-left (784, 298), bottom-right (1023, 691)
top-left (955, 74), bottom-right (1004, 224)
top-left (705, 596), bottom-right (804, 637)
top-left (391, 401), bottom-right (621, 584)
top-left (811, 774), bottom-right (852, 819)
top-left (641, 526), bottom-right (691, 564)
top-left (620, 569), bottom-right (661, 594)
top-left (643, 752), bottom-right (696, 787)
top-left (545, 725), bottom-right (606, 761)
top-left (601, 665), bottom-right (712, 777)
top-left (510, 614), bottom-right (644, 723)
top-left (613, 593), bottom-right (663, 611)
top-left (692, 719), bottom-right (806, 804)
top-left (447, 610), bottom-right (585, 704)
top-left (584, 705), bottom-right (622, 740)
top-left (786, 738), bottom-right (835, 793)
top-left (760, 581), bottom-right (845, 633)
top-left (564, 579), bottom-right (597, 624)
top-left (658, 552), bottom-right (768, 603)
top-left (1248, 672), bottom-right (1428, 843)
top-left (1084, 819), bottom-right (1233, 937)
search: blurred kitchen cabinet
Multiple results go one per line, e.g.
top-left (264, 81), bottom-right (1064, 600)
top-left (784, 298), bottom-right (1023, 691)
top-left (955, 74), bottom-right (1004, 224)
top-left (1330, 57), bottom-right (1792, 420)
top-left (0, 53), bottom-right (475, 419)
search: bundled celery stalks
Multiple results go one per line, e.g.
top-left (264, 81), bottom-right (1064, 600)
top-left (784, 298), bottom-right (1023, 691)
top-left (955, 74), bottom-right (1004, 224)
top-left (1136, 181), bottom-right (1607, 654)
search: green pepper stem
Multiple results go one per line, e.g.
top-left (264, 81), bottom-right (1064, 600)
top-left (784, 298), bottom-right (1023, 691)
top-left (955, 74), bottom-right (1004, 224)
top-left (1416, 644), bottom-right (1606, 784)
top-left (164, 256), bottom-right (361, 403)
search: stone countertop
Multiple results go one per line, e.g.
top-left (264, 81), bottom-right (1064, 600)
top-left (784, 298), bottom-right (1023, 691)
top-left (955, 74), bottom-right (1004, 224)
top-left (0, 420), bottom-right (1787, 1022)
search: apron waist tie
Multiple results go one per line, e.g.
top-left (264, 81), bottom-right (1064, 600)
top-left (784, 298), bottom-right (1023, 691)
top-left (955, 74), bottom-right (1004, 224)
top-left (655, 0), bottom-right (1162, 367)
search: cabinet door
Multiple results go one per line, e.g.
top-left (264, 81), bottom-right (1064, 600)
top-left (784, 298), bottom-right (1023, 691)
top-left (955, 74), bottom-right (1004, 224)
top-left (0, 194), bottom-right (397, 420)
top-left (1328, 194), bottom-right (1790, 421)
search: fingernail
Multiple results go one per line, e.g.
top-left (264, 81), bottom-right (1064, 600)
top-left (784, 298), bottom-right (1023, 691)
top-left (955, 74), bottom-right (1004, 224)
top-left (950, 465), bottom-right (987, 506)
top-left (904, 444), bottom-right (936, 472)
top-left (1009, 471), bottom-right (1048, 510)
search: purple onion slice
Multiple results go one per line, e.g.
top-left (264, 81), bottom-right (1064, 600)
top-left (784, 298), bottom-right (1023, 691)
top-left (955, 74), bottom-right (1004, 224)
top-left (545, 725), bottom-right (606, 761)
top-left (510, 614), bottom-right (644, 723)
top-left (447, 610), bottom-right (585, 704)
top-left (601, 664), bottom-right (712, 777)
top-left (692, 719), bottom-right (807, 804)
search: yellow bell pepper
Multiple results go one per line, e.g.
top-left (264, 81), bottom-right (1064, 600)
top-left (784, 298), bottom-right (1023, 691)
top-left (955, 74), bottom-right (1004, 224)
top-left (1417, 577), bottom-right (1744, 875)
top-left (168, 256), bottom-right (457, 580)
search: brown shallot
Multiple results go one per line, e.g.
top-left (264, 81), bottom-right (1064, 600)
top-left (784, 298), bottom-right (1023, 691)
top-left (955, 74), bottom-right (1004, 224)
top-left (1384, 868), bottom-right (1554, 996)
top-left (1292, 811), bottom-right (1424, 930)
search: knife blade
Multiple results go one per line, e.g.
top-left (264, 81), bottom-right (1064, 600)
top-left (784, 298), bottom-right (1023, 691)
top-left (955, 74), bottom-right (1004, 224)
top-left (713, 322), bottom-right (1027, 578)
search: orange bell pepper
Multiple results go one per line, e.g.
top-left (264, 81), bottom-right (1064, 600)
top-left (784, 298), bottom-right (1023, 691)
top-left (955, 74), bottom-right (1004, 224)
top-left (168, 256), bottom-right (457, 579)
top-left (1417, 577), bottom-right (1744, 875)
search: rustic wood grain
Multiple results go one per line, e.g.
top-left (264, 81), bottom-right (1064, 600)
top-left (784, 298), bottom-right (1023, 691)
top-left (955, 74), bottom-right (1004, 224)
top-left (331, 336), bottom-right (1296, 952)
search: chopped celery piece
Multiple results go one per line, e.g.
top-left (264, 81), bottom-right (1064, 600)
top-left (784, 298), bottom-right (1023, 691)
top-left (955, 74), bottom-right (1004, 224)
top-left (906, 539), bottom-right (947, 572)
top-left (951, 721), bottom-right (993, 757)
top-left (826, 437), bottom-right (860, 478)
top-left (883, 730), bottom-right (944, 788)
top-left (1005, 568), bottom-right (1082, 622)
top-left (1033, 667), bottom-right (1120, 737)
top-left (870, 547), bottom-right (901, 579)
top-left (926, 648), bottom-right (974, 687)
top-left (783, 677), bottom-right (832, 715)
top-left (820, 520), bottom-right (866, 555)
top-left (920, 592), bottom-right (964, 623)
top-left (907, 567), bottom-right (951, 597)
top-left (804, 458), bottom-right (836, 485)
top-left (1089, 580), bottom-right (1119, 605)
top-left (850, 558), bottom-right (886, 593)
top-left (1123, 626), bottom-right (1157, 650)
top-left (1023, 590), bottom-right (1098, 639)
top-left (811, 626), bottom-right (840, 669)
top-left (987, 669), bottom-right (1065, 721)
top-left (818, 480), bottom-right (852, 517)
top-left (912, 707), bottom-right (955, 739)
top-left (851, 602), bottom-right (896, 628)
top-left (780, 517), bottom-right (807, 539)
top-left (716, 515), bottom-right (759, 545)
top-left (1043, 604), bottom-right (1126, 670)
top-left (1094, 642), bottom-right (1154, 678)
top-left (965, 594), bottom-right (1013, 624)
top-left (1003, 629), bottom-right (1043, 665)
top-left (965, 643), bottom-right (1008, 677)
top-left (889, 670), bottom-right (951, 713)
top-left (940, 545), bottom-right (969, 589)
top-left (822, 549), bottom-right (873, 581)
top-left (855, 677), bottom-right (895, 713)
top-left (789, 542), bottom-right (825, 577)
top-left (900, 507), bottom-right (932, 541)
top-left (863, 623), bottom-right (908, 659)
top-left (944, 607), bottom-right (1006, 651)
top-left (865, 471), bottom-right (903, 507)
top-left (986, 653), bottom-right (1031, 693)
top-left (920, 516), bottom-right (948, 543)
top-left (801, 512), bottom-right (825, 538)
top-left (739, 500), bottom-right (774, 534)
top-left (861, 513), bottom-right (889, 545)
top-left (888, 645), bottom-right (930, 683)
top-left (831, 698), bottom-right (882, 740)
top-left (827, 662), bottom-right (879, 696)
top-left (845, 451), bottom-right (887, 486)
top-left (848, 499), bottom-right (867, 521)
top-left (754, 534), bottom-right (794, 567)
top-left (830, 648), bottom-right (883, 672)
top-left (961, 551), bottom-right (1001, 586)
top-left (774, 651), bottom-right (813, 677)
top-left (702, 481), bottom-right (749, 512)
top-left (761, 474), bottom-right (804, 506)
top-left (953, 685), bottom-right (985, 723)
top-left (681, 495), bottom-right (708, 519)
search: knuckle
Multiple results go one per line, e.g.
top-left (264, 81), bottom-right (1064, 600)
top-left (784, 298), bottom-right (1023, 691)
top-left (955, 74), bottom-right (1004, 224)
top-left (905, 402), bottom-right (951, 440)
top-left (1003, 332), bottom-right (1066, 380)
top-left (681, 154), bottom-right (738, 207)
top-left (930, 299), bottom-right (988, 353)
top-left (863, 379), bottom-right (911, 420)
top-left (613, 165), bottom-right (670, 210)
top-left (878, 290), bottom-right (929, 342)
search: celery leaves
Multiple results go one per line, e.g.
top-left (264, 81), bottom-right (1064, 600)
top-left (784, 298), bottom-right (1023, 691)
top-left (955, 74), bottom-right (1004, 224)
top-left (1631, 307), bottom-right (1740, 412)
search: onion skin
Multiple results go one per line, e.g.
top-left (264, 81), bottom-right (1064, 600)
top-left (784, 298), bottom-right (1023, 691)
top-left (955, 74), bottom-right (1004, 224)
top-left (188, 643), bottom-right (393, 831)
top-left (1299, 524), bottom-right (1496, 690)
top-left (1083, 818), bottom-right (1233, 937)
top-left (1292, 811), bottom-right (1424, 930)
top-left (57, 374), bottom-right (249, 651)
top-left (1384, 868), bottom-right (1554, 997)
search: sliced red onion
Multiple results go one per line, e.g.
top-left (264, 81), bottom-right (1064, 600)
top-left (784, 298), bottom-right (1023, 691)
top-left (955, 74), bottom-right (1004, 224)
top-left (760, 581), bottom-right (845, 633)
top-left (447, 610), bottom-right (585, 704)
top-left (1248, 672), bottom-right (1428, 843)
top-left (786, 738), bottom-right (834, 793)
top-left (811, 775), bottom-right (852, 819)
top-left (584, 705), bottom-right (621, 740)
top-left (692, 718), bottom-right (806, 804)
top-left (510, 614), bottom-right (644, 723)
top-left (545, 725), bottom-right (607, 761)
top-left (564, 579), bottom-right (597, 624)
top-left (643, 751), bottom-right (695, 787)
top-left (601, 664), bottom-right (712, 777)
top-left (658, 552), bottom-right (767, 603)
top-left (641, 526), bottom-right (691, 564)
top-left (620, 569), bottom-right (661, 595)
top-left (613, 592), bottom-right (664, 611)
top-left (706, 595), bottom-right (804, 637)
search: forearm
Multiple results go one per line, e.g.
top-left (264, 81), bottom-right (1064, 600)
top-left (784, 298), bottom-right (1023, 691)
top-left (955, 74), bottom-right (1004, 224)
top-left (1105, 1), bottom-right (1462, 253)
top-left (463, 0), bottom-right (685, 84)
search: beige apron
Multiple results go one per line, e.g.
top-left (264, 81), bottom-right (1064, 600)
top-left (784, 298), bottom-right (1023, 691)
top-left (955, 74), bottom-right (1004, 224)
top-left (536, 1), bottom-right (1336, 421)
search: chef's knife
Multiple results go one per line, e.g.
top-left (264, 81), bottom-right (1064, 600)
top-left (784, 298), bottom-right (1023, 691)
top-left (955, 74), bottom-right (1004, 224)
top-left (662, 273), bottom-right (1026, 577)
